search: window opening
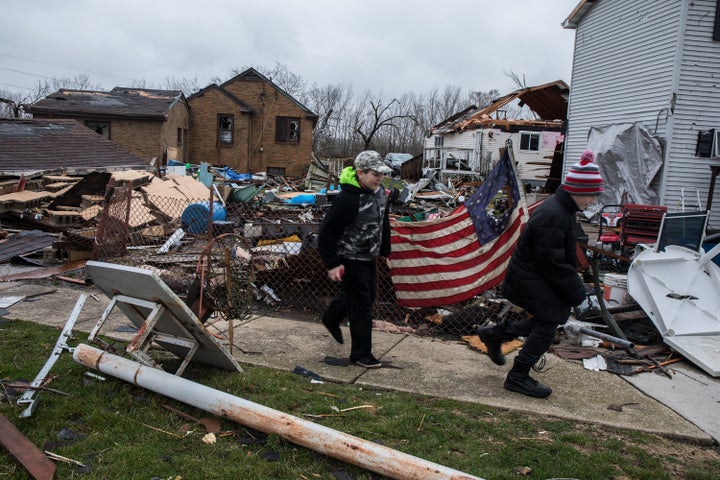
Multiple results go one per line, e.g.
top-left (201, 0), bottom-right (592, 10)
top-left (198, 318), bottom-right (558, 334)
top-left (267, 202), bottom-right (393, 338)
top-left (275, 117), bottom-right (300, 142)
top-left (519, 132), bottom-right (540, 151)
top-left (218, 114), bottom-right (234, 146)
top-left (85, 121), bottom-right (110, 139)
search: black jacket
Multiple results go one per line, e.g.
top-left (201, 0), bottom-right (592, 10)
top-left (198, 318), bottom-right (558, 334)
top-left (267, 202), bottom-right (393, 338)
top-left (318, 168), bottom-right (391, 269)
top-left (502, 187), bottom-right (587, 321)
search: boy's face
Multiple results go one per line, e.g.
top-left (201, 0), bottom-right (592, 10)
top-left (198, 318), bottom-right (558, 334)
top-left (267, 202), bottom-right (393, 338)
top-left (357, 169), bottom-right (385, 191)
top-left (571, 194), bottom-right (599, 211)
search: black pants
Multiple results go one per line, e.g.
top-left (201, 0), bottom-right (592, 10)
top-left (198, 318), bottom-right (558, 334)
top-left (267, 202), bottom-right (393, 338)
top-left (323, 259), bottom-right (377, 361)
top-left (499, 307), bottom-right (568, 373)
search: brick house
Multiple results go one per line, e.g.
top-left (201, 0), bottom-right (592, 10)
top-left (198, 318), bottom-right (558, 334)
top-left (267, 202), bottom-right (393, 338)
top-left (187, 68), bottom-right (318, 177)
top-left (26, 87), bottom-right (190, 165)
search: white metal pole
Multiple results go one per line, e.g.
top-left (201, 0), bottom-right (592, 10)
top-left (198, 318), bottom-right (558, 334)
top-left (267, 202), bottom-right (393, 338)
top-left (73, 344), bottom-right (482, 480)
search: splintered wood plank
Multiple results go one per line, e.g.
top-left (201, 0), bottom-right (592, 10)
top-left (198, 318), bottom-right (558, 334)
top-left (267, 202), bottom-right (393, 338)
top-left (0, 413), bottom-right (56, 480)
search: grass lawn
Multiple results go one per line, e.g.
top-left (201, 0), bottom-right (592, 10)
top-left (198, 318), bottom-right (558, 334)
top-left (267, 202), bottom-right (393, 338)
top-left (1, 319), bottom-right (718, 480)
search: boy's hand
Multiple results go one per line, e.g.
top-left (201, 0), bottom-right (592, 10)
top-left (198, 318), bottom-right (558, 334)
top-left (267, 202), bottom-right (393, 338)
top-left (328, 265), bottom-right (345, 282)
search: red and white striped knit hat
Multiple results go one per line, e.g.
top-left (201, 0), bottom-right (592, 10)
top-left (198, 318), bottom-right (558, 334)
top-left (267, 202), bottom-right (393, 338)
top-left (562, 149), bottom-right (605, 195)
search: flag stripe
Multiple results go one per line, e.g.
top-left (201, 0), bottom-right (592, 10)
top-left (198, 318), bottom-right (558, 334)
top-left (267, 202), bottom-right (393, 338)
top-left (389, 147), bottom-right (528, 308)
top-left (392, 211), bottom-right (522, 298)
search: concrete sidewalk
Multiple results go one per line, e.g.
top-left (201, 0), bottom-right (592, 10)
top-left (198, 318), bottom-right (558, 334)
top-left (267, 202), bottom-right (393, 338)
top-left (2, 280), bottom-right (719, 445)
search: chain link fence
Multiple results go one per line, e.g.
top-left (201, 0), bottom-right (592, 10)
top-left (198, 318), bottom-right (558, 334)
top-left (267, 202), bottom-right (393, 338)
top-left (70, 180), bottom-right (526, 340)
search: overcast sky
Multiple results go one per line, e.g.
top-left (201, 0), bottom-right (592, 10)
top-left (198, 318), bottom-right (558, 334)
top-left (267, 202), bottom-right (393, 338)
top-left (0, 0), bottom-right (580, 99)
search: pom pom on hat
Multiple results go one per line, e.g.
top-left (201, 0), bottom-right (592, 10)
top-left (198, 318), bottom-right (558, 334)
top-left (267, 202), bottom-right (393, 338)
top-left (563, 149), bottom-right (604, 195)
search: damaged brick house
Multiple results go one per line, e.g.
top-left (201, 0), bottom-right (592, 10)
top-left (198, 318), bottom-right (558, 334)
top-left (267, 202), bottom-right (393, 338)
top-left (424, 80), bottom-right (569, 190)
top-left (25, 87), bottom-right (190, 165)
top-left (25, 68), bottom-right (318, 178)
top-left (187, 68), bottom-right (318, 177)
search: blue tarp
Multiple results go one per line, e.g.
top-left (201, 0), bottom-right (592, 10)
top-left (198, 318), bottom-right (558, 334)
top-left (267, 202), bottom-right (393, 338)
top-left (215, 166), bottom-right (252, 181)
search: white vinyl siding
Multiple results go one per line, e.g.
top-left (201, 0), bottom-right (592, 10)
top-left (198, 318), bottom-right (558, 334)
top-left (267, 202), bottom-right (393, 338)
top-left (663, 0), bottom-right (720, 220)
top-left (565, 0), bottom-right (682, 180)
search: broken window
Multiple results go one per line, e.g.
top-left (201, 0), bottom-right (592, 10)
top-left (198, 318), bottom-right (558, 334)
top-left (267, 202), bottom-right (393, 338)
top-left (696, 129), bottom-right (714, 157)
top-left (275, 117), bottom-right (300, 142)
top-left (519, 132), bottom-right (540, 151)
top-left (218, 114), bottom-right (234, 146)
top-left (85, 120), bottom-right (110, 139)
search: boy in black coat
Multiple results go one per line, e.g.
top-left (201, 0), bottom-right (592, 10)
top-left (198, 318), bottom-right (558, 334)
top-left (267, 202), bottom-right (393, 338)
top-left (318, 150), bottom-right (392, 368)
top-left (477, 150), bottom-right (604, 398)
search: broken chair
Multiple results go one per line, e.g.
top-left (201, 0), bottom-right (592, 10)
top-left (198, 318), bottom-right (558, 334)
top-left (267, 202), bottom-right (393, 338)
top-left (85, 260), bottom-right (242, 376)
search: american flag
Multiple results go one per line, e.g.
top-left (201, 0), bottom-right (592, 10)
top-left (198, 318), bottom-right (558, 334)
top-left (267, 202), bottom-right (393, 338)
top-left (389, 147), bottom-right (529, 308)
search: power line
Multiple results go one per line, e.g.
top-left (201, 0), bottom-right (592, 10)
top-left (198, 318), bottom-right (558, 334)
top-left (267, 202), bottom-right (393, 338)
top-left (0, 65), bottom-right (55, 80)
top-left (0, 81), bottom-right (34, 91)
top-left (0, 52), bottom-right (135, 82)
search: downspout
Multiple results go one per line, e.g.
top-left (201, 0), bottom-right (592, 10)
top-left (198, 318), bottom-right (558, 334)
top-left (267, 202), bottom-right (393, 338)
top-left (658, 0), bottom-right (689, 206)
top-left (73, 344), bottom-right (482, 480)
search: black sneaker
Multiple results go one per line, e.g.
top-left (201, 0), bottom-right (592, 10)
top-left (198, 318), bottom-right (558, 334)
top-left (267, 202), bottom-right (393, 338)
top-left (476, 325), bottom-right (506, 366)
top-left (321, 315), bottom-right (343, 344)
top-left (351, 355), bottom-right (382, 368)
top-left (504, 372), bottom-right (552, 398)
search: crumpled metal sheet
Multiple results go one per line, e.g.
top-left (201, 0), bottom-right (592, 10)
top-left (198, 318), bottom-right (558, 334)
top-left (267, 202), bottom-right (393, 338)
top-left (0, 230), bottom-right (56, 263)
top-left (586, 122), bottom-right (664, 207)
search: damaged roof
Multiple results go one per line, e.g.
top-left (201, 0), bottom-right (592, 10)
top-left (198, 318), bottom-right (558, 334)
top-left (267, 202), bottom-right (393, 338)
top-left (25, 87), bottom-right (186, 121)
top-left (0, 118), bottom-right (150, 177)
top-left (430, 80), bottom-right (569, 134)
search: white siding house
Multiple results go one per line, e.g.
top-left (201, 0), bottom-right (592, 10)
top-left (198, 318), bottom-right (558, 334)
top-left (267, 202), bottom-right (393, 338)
top-left (563, 0), bottom-right (720, 227)
top-left (424, 81), bottom-right (569, 189)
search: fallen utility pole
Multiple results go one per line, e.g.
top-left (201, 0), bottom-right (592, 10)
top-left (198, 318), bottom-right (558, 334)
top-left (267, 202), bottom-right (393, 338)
top-left (73, 343), bottom-right (482, 480)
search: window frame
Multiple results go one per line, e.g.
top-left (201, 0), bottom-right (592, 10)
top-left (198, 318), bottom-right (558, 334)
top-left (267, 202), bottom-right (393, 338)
top-left (218, 114), bottom-right (234, 146)
top-left (519, 131), bottom-right (541, 152)
top-left (275, 116), bottom-right (300, 143)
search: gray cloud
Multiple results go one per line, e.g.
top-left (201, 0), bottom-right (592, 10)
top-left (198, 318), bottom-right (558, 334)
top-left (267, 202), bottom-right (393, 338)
top-left (0, 0), bottom-right (579, 96)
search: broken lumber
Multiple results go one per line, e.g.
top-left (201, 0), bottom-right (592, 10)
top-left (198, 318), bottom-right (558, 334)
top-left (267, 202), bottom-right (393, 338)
top-left (0, 413), bottom-right (56, 480)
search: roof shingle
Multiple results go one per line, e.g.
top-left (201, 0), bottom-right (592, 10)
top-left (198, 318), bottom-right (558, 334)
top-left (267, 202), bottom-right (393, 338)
top-left (0, 118), bottom-right (150, 177)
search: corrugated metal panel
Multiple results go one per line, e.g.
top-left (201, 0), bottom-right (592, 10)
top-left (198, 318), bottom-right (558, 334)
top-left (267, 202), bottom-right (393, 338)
top-left (565, 0), bottom-right (682, 176)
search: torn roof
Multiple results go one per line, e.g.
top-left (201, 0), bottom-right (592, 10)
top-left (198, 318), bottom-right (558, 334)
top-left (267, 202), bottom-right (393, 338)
top-left (0, 118), bottom-right (150, 177)
top-left (430, 80), bottom-right (570, 134)
top-left (25, 87), bottom-right (186, 121)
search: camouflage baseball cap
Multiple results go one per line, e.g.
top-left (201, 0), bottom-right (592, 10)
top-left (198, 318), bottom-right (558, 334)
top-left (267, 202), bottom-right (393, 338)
top-left (354, 150), bottom-right (392, 174)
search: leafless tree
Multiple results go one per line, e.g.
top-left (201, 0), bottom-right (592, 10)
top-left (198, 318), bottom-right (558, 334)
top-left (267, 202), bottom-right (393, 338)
top-left (1, 74), bottom-right (102, 118)
top-left (468, 88), bottom-right (500, 111)
top-left (304, 81), bottom-right (354, 156)
top-left (354, 94), bottom-right (416, 151)
top-left (0, 96), bottom-right (21, 118)
top-left (505, 69), bottom-right (527, 90)
top-left (154, 76), bottom-right (201, 96)
top-left (227, 62), bottom-right (306, 99)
